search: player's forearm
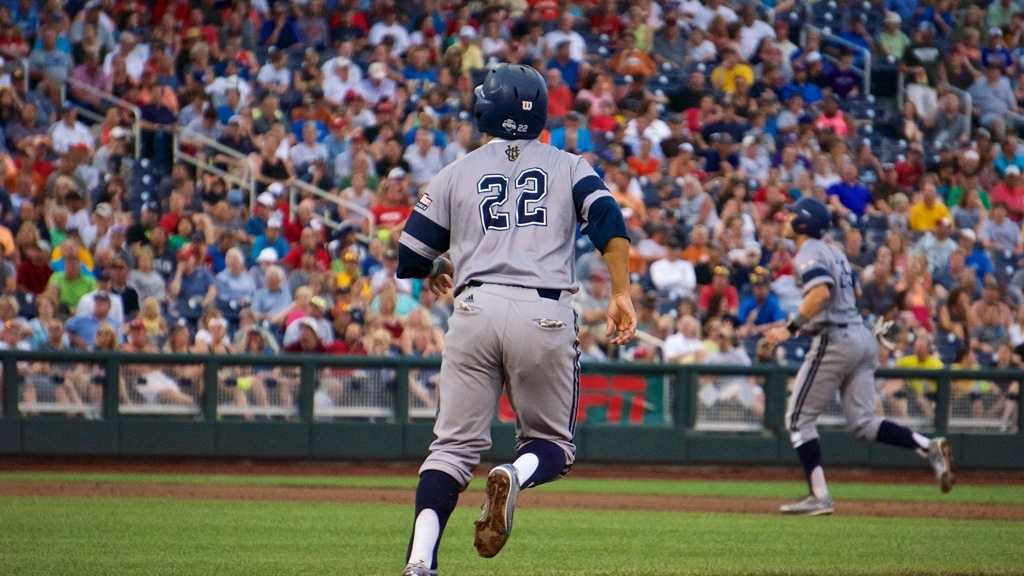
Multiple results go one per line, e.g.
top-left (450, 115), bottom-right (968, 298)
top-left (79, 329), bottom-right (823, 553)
top-left (601, 237), bottom-right (631, 296)
top-left (797, 285), bottom-right (831, 323)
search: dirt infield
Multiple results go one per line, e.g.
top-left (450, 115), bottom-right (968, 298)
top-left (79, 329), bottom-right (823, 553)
top-left (2, 457), bottom-right (1022, 485)
top-left (1, 480), bottom-right (1022, 522)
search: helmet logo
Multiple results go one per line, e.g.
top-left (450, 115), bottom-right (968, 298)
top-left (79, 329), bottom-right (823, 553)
top-left (522, 101), bottom-right (533, 111)
top-left (502, 118), bottom-right (516, 131)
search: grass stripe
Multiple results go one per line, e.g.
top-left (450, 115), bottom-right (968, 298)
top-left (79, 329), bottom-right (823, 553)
top-left (1, 496), bottom-right (1020, 575)
top-left (1, 471), bottom-right (1021, 505)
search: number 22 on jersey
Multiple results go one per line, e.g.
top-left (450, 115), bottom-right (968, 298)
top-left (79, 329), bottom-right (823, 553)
top-left (477, 168), bottom-right (549, 232)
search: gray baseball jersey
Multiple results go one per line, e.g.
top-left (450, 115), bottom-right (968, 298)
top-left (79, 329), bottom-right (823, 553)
top-left (400, 138), bottom-right (616, 292)
top-left (793, 238), bottom-right (860, 329)
top-left (786, 237), bottom-right (883, 448)
top-left (398, 137), bottom-right (628, 487)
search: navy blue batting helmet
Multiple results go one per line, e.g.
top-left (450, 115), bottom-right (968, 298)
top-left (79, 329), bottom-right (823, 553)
top-left (473, 64), bottom-right (548, 140)
top-left (785, 197), bottom-right (830, 238)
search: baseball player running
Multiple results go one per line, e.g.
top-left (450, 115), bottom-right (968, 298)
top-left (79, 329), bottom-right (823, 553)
top-left (397, 64), bottom-right (636, 575)
top-left (763, 198), bottom-right (954, 516)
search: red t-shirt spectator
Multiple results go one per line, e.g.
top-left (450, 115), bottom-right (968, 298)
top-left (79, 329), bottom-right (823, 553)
top-left (698, 285), bottom-right (739, 313)
top-left (17, 259), bottom-right (52, 294)
top-left (627, 156), bottom-right (660, 177)
top-left (895, 160), bottom-right (923, 189)
top-left (372, 203), bottom-right (412, 229)
top-left (990, 182), bottom-right (1024, 221)
top-left (548, 83), bottom-right (573, 120)
top-left (282, 244), bottom-right (331, 270)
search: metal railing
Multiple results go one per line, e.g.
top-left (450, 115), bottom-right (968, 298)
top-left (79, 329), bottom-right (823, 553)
top-left (63, 78), bottom-right (143, 158)
top-left (173, 127), bottom-right (256, 204)
top-left (2, 351), bottom-right (1021, 437)
top-left (897, 73), bottom-right (974, 136)
top-left (802, 23), bottom-right (872, 95)
top-left (288, 178), bottom-right (376, 241)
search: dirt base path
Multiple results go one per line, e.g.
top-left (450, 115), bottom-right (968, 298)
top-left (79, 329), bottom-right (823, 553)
top-left (1, 481), bottom-right (1021, 522)
top-left (1, 458), bottom-right (1022, 485)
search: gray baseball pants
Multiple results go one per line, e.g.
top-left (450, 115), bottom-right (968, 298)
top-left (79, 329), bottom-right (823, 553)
top-left (787, 323), bottom-right (883, 448)
top-left (420, 283), bottom-right (579, 487)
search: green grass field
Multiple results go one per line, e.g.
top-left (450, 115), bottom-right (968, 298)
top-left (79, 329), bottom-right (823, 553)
top-left (1, 472), bottom-right (1022, 576)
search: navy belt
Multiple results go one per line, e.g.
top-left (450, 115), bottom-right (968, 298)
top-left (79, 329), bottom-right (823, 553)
top-left (458, 280), bottom-right (561, 301)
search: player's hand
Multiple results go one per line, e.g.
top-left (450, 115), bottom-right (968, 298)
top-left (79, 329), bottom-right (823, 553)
top-left (427, 273), bottom-right (453, 297)
top-left (605, 292), bottom-right (637, 346)
top-left (764, 326), bottom-right (791, 347)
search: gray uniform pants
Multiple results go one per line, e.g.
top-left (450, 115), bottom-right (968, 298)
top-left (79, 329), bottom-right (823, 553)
top-left (786, 323), bottom-right (882, 448)
top-left (420, 283), bottom-right (579, 487)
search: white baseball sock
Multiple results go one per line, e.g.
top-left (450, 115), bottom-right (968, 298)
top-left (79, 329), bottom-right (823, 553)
top-left (407, 509), bottom-right (440, 566)
top-left (810, 466), bottom-right (829, 499)
top-left (912, 432), bottom-right (931, 451)
top-left (513, 453), bottom-right (539, 488)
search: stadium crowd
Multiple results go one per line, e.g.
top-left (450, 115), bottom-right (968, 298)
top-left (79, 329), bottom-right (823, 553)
top-left (0, 0), bottom-right (1019, 428)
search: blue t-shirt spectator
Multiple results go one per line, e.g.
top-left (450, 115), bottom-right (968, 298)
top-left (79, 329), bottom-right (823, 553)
top-left (547, 58), bottom-right (580, 91)
top-left (550, 126), bottom-right (593, 153)
top-left (828, 181), bottom-right (872, 217)
top-left (738, 292), bottom-right (786, 326)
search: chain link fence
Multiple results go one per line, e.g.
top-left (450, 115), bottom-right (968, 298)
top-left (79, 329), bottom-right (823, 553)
top-left (695, 375), bottom-right (765, 432)
top-left (119, 362), bottom-right (201, 416)
top-left (18, 359), bottom-right (103, 418)
top-left (217, 364), bottom-right (299, 419)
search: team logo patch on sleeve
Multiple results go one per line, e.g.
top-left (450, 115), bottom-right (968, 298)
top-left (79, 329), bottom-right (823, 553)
top-left (415, 193), bottom-right (432, 211)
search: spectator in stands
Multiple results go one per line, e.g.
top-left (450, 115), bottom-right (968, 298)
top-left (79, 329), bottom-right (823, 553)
top-left (879, 12), bottom-right (911, 60)
top-left (970, 61), bottom-right (1018, 138)
top-left (990, 166), bottom-right (1024, 221)
top-left (65, 292), bottom-right (116, 348)
top-left (699, 266), bottom-right (739, 317)
top-left (980, 202), bottom-right (1021, 253)
top-left (737, 267), bottom-right (786, 337)
top-left (169, 244), bottom-right (216, 321)
top-left (909, 181), bottom-right (952, 233)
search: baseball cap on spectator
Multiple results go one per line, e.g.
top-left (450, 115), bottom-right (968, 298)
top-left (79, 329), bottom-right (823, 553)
top-left (311, 296), bottom-right (329, 311)
top-left (459, 25), bottom-right (477, 38)
top-left (94, 203), bottom-right (113, 219)
top-left (267, 182), bottom-right (285, 197)
top-left (343, 250), bottom-right (359, 263)
top-left (679, 142), bottom-right (695, 154)
top-left (1006, 165), bottom-right (1021, 176)
top-left (330, 117), bottom-right (345, 130)
top-left (227, 189), bottom-right (245, 206)
top-left (961, 228), bottom-right (977, 243)
top-left (369, 62), bottom-right (387, 81)
top-left (963, 149), bottom-right (980, 162)
top-left (388, 167), bottom-right (407, 180)
top-left (257, 192), bottom-right (276, 208)
top-left (257, 248), bottom-right (278, 264)
top-left (227, 115), bottom-right (242, 126)
top-left (129, 318), bottom-right (145, 331)
top-left (94, 292), bottom-right (111, 303)
top-left (110, 127), bottom-right (130, 140)
top-left (750, 266), bottom-right (771, 285)
top-left (989, 27), bottom-right (1003, 37)
top-left (805, 51), bottom-right (822, 64)
top-left (268, 214), bottom-right (283, 229)
top-left (885, 12), bottom-right (901, 25)
top-left (713, 265), bottom-right (730, 277)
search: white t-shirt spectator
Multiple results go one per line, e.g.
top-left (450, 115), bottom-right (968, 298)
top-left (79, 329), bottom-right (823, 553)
top-left (357, 78), bottom-right (397, 104)
top-left (290, 142), bottom-right (328, 170)
top-left (256, 63), bottom-right (291, 91)
top-left (443, 140), bottom-right (468, 165)
top-left (50, 120), bottom-right (94, 154)
top-left (321, 57), bottom-right (362, 84)
top-left (482, 36), bottom-right (508, 58)
top-left (544, 29), bottom-right (586, 61)
top-left (739, 19), bottom-right (775, 60)
top-left (650, 257), bottom-right (697, 299)
top-left (323, 74), bottom-right (359, 105)
top-left (403, 145), bottom-right (444, 187)
top-left (663, 333), bottom-right (704, 362)
top-left (369, 22), bottom-right (410, 54)
top-left (980, 218), bottom-right (1020, 252)
top-left (206, 75), bottom-right (252, 106)
top-left (689, 2), bottom-right (737, 30)
top-left (102, 43), bottom-right (150, 82)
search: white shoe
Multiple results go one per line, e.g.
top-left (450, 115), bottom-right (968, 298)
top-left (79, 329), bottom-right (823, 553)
top-left (928, 437), bottom-right (955, 493)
